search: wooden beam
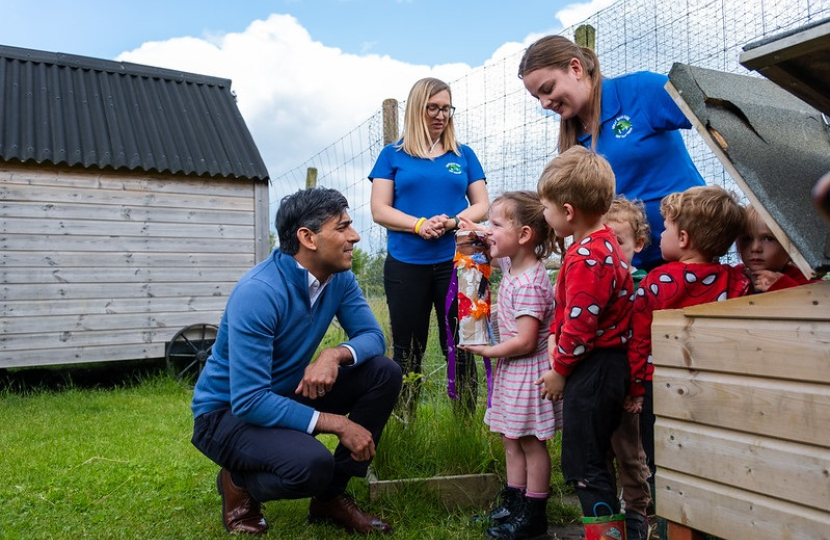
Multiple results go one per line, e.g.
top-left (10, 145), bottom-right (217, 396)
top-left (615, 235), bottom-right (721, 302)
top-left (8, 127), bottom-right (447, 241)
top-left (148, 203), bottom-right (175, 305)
top-left (667, 521), bottom-right (706, 540)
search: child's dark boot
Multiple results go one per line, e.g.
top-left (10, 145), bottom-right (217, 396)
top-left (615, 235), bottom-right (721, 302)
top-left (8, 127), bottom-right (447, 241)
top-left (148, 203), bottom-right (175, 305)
top-left (488, 486), bottom-right (524, 525)
top-left (486, 495), bottom-right (547, 540)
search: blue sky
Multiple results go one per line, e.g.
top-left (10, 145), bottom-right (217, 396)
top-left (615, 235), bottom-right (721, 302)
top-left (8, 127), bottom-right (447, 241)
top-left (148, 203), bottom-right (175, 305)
top-left (3, 0), bottom-right (611, 66)
top-left (1, 0), bottom-right (615, 203)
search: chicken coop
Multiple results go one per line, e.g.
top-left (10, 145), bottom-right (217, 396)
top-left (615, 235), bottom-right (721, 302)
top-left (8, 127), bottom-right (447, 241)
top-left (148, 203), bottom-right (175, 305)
top-left (652, 19), bottom-right (830, 539)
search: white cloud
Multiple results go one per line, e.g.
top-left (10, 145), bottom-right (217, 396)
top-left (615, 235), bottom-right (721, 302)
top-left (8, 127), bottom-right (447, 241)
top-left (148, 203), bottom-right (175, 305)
top-left (556, 0), bottom-right (618, 28)
top-left (117, 14), bottom-right (476, 185)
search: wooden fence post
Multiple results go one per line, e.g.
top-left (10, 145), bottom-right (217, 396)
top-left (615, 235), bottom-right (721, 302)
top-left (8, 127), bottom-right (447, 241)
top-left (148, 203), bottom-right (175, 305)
top-left (383, 98), bottom-right (399, 146)
top-left (306, 167), bottom-right (317, 188)
top-left (575, 24), bottom-right (596, 50)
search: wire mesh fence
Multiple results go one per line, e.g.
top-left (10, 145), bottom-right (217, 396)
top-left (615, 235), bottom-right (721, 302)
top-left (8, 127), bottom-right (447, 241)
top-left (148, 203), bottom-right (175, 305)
top-left (272, 0), bottom-right (830, 372)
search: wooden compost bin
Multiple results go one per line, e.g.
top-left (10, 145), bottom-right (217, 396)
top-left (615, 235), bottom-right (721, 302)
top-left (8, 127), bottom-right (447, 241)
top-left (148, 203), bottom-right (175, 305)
top-left (651, 282), bottom-right (830, 539)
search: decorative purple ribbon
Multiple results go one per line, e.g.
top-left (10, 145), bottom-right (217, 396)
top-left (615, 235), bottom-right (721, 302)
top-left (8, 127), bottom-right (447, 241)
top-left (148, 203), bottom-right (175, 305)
top-left (445, 266), bottom-right (493, 407)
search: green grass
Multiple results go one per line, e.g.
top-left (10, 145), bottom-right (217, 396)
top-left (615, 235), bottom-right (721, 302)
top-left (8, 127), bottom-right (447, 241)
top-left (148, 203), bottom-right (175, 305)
top-left (0, 356), bottom-right (575, 540)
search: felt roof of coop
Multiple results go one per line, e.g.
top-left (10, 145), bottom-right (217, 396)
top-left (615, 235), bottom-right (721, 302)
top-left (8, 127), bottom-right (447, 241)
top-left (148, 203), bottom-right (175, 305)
top-left (665, 20), bottom-right (830, 277)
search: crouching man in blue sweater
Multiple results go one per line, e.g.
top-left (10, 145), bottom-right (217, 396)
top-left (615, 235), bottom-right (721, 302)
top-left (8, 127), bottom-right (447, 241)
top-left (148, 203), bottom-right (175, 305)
top-left (191, 187), bottom-right (402, 536)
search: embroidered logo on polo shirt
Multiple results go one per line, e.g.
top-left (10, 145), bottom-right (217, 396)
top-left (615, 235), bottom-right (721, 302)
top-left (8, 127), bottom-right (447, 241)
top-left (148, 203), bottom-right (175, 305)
top-left (446, 163), bottom-right (463, 174)
top-left (612, 115), bottom-right (633, 138)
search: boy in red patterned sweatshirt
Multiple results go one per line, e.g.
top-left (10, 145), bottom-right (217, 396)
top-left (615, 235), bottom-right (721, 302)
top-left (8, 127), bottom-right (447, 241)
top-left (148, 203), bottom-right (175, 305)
top-left (627, 185), bottom-right (751, 507)
top-left (535, 146), bottom-right (633, 537)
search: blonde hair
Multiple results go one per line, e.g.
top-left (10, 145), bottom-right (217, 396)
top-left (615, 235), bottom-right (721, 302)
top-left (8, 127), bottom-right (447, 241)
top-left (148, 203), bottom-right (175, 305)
top-left (399, 78), bottom-right (460, 159)
top-left (604, 196), bottom-right (651, 249)
top-left (537, 146), bottom-right (615, 217)
top-left (660, 186), bottom-right (746, 260)
top-left (518, 35), bottom-right (603, 153)
top-left (492, 191), bottom-right (561, 259)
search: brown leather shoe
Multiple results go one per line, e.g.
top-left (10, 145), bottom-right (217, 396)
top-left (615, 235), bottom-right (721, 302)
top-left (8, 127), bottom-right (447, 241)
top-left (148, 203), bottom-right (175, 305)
top-left (216, 469), bottom-right (268, 535)
top-left (308, 494), bottom-right (392, 535)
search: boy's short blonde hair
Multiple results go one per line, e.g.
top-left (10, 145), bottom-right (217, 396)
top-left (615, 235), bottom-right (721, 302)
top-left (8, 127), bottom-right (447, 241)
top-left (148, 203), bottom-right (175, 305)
top-left (537, 146), bottom-right (615, 216)
top-left (661, 186), bottom-right (746, 260)
top-left (604, 196), bottom-right (651, 249)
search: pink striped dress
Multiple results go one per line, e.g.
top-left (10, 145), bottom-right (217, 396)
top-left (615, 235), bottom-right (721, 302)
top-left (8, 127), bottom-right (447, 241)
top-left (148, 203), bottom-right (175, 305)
top-left (484, 259), bottom-right (563, 440)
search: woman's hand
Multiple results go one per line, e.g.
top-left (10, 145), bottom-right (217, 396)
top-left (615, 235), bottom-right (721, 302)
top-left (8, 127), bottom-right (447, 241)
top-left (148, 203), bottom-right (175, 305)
top-left (417, 214), bottom-right (448, 239)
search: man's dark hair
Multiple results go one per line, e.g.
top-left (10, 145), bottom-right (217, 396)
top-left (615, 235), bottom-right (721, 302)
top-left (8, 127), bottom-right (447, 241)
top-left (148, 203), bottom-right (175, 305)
top-left (276, 187), bottom-right (350, 255)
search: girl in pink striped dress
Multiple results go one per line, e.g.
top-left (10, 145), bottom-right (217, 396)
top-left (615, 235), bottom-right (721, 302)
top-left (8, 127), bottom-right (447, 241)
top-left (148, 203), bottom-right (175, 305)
top-left (460, 191), bottom-right (562, 540)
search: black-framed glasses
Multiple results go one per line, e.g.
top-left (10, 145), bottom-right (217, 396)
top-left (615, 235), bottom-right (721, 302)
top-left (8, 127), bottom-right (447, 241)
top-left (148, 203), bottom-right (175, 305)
top-left (425, 104), bottom-right (455, 118)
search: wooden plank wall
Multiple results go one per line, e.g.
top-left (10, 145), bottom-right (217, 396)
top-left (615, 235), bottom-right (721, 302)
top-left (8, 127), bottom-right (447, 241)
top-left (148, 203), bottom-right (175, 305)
top-left (651, 282), bottom-right (830, 539)
top-left (0, 164), bottom-right (262, 367)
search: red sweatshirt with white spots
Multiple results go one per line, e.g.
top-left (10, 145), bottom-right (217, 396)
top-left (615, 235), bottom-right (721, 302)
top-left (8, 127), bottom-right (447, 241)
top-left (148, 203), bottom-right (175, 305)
top-left (551, 226), bottom-right (634, 377)
top-left (628, 261), bottom-right (751, 396)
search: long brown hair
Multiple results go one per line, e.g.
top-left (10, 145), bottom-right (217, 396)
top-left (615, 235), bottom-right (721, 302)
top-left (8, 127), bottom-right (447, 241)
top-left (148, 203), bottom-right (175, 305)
top-left (518, 35), bottom-right (603, 153)
top-left (492, 191), bottom-right (561, 259)
top-left (399, 77), bottom-right (460, 159)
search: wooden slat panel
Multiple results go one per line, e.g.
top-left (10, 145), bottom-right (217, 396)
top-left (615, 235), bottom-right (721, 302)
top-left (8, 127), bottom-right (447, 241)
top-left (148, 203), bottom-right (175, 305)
top-left (0, 167), bottom-right (256, 198)
top-left (655, 417), bottom-right (830, 512)
top-left (0, 343), bottom-right (166, 367)
top-left (2, 216), bottom-right (253, 239)
top-left (1, 251), bottom-right (255, 268)
top-left (1, 234), bottom-right (254, 253)
top-left (3, 296), bottom-right (229, 317)
top-left (653, 367), bottom-right (830, 447)
top-left (677, 281), bottom-right (830, 321)
top-left (0, 312), bottom-right (220, 352)
top-left (2, 309), bottom-right (224, 334)
top-left (2, 200), bottom-right (254, 227)
top-left (2, 265), bottom-right (246, 284)
top-left (655, 469), bottom-right (830, 540)
top-left (254, 181), bottom-right (270, 263)
top-left (652, 309), bottom-right (830, 384)
top-left (2, 282), bottom-right (232, 301)
top-left (1, 182), bottom-right (253, 212)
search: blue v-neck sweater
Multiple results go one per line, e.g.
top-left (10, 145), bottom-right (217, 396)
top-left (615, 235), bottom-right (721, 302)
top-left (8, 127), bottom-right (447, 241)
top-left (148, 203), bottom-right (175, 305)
top-left (191, 249), bottom-right (385, 432)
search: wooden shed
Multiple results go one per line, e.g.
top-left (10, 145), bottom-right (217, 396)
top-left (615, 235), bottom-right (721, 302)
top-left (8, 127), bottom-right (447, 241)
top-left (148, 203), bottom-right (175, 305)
top-left (653, 20), bottom-right (830, 540)
top-left (0, 45), bottom-right (270, 370)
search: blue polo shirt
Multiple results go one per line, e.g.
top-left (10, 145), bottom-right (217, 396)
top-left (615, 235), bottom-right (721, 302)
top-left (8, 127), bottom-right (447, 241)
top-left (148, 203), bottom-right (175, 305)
top-left (579, 72), bottom-right (705, 268)
top-left (369, 143), bottom-right (486, 264)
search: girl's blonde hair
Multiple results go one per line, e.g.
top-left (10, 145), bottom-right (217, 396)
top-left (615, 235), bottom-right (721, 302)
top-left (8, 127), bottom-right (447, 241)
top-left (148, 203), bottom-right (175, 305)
top-left (604, 196), bottom-right (651, 249)
top-left (518, 35), bottom-right (603, 153)
top-left (661, 186), bottom-right (746, 260)
top-left (399, 78), bottom-right (460, 159)
top-left (492, 191), bottom-right (560, 259)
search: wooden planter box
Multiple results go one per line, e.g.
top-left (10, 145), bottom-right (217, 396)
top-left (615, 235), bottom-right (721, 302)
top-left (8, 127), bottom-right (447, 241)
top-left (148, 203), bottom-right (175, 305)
top-left (651, 282), bottom-right (830, 539)
top-left (367, 470), bottom-right (502, 510)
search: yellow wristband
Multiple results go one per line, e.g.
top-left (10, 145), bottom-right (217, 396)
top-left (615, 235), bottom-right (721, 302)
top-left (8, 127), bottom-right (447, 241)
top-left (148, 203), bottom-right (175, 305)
top-left (413, 217), bottom-right (427, 234)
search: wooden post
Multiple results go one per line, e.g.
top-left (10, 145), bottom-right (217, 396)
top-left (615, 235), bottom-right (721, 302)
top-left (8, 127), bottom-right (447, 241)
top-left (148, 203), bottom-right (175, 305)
top-left (575, 24), bottom-right (596, 50)
top-left (667, 521), bottom-right (707, 540)
top-left (305, 167), bottom-right (317, 188)
top-left (382, 98), bottom-right (399, 145)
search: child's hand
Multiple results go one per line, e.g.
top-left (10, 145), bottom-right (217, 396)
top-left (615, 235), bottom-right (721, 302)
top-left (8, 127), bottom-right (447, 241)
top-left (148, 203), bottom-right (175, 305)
top-left (460, 344), bottom-right (489, 357)
top-left (623, 395), bottom-right (644, 414)
top-left (535, 369), bottom-right (565, 401)
top-left (751, 270), bottom-right (783, 292)
top-left (457, 215), bottom-right (485, 232)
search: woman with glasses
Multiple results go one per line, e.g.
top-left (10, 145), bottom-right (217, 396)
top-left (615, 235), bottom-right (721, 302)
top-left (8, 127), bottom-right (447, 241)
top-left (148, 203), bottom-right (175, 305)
top-left (369, 77), bottom-right (489, 413)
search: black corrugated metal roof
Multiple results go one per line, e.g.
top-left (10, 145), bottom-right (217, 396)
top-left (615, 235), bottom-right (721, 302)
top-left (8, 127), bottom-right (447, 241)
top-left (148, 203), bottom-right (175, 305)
top-left (0, 44), bottom-right (269, 181)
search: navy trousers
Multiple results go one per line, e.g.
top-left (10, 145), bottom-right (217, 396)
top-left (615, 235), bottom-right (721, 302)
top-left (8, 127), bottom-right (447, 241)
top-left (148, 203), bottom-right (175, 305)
top-left (191, 355), bottom-right (402, 502)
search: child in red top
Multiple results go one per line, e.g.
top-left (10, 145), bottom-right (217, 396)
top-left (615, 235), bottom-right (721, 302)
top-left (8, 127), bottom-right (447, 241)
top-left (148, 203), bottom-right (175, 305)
top-left (627, 186), bottom-right (751, 505)
top-left (602, 196), bottom-right (652, 539)
top-left (536, 146), bottom-right (633, 536)
top-left (737, 204), bottom-right (819, 293)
